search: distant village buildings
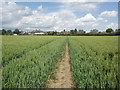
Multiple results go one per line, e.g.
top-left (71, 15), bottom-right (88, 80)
top-left (31, 30), bottom-right (48, 35)
top-left (0, 28), bottom-right (119, 35)
top-left (77, 30), bottom-right (86, 34)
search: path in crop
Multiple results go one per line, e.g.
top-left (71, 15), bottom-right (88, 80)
top-left (46, 41), bottom-right (75, 88)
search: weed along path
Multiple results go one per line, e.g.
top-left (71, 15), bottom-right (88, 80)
top-left (46, 41), bottom-right (75, 88)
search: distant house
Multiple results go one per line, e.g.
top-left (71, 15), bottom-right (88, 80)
top-left (31, 30), bottom-right (47, 35)
top-left (34, 32), bottom-right (44, 35)
top-left (99, 31), bottom-right (107, 34)
top-left (13, 34), bottom-right (17, 35)
top-left (20, 31), bottom-right (25, 35)
top-left (58, 31), bottom-right (70, 35)
top-left (77, 30), bottom-right (86, 34)
top-left (90, 29), bottom-right (99, 34)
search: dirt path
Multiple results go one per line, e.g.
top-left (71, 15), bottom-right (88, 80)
top-left (46, 41), bottom-right (75, 88)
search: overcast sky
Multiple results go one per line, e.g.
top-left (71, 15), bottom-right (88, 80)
top-left (1, 0), bottom-right (119, 32)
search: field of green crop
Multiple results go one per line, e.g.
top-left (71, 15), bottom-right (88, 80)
top-left (2, 36), bottom-right (119, 88)
top-left (68, 36), bottom-right (119, 88)
top-left (2, 36), bottom-right (66, 88)
top-left (2, 36), bottom-right (57, 66)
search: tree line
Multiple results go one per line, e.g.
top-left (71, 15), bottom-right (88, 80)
top-left (48, 28), bottom-right (120, 36)
top-left (0, 28), bottom-right (120, 36)
top-left (1, 29), bottom-right (21, 35)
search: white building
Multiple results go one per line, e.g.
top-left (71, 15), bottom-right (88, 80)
top-left (13, 34), bottom-right (17, 35)
top-left (34, 32), bottom-right (45, 35)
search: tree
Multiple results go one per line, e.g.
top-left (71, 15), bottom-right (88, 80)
top-left (6, 30), bottom-right (13, 35)
top-left (90, 29), bottom-right (98, 34)
top-left (75, 28), bottom-right (77, 32)
top-left (2, 29), bottom-right (6, 35)
top-left (47, 31), bottom-right (57, 35)
top-left (106, 28), bottom-right (114, 33)
top-left (115, 29), bottom-right (120, 35)
top-left (79, 30), bottom-right (86, 34)
top-left (70, 28), bottom-right (78, 35)
top-left (13, 29), bottom-right (20, 34)
top-left (53, 31), bottom-right (57, 35)
top-left (70, 30), bottom-right (74, 35)
top-left (74, 28), bottom-right (77, 34)
top-left (0, 30), bottom-right (2, 35)
top-left (63, 29), bottom-right (65, 32)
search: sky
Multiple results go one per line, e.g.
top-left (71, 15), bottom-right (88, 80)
top-left (1, 0), bottom-right (119, 32)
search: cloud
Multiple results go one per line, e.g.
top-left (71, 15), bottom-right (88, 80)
top-left (99, 11), bottom-right (118, 17)
top-left (37, 5), bottom-right (43, 11)
top-left (60, 2), bottom-right (99, 12)
top-left (72, 3), bottom-right (98, 11)
top-left (80, 13), bottom-right (96, 22)
top-left (2, 2), bottom-right (32, 25)
top-left (97, 17), bottom-right (108, 22)
top-left (1, 1), bottom-right (118, 32)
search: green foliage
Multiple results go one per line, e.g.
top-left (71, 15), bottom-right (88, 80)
top-left (6, 30), bottom-right (13, 35)
top-left (2, 29), bottom-right (13, 35)
top-left (2, 29), bottom-right (7, 35)
top-left (13, 29), bottom-right (21, 34)
top-left (2, 36), bottom-right (57, 66)
top-left (106, 28), bottom-right (114, 33)
top-left (70, 28), bottom-right (77, 35)
top-left (2, 36), bottom-right (119, 88)
top-left (2, 36), bottom-right (66, 88)
top-left (47, 31), bottom-right (58, 35)
top-left (68, 36), bottom-right (119, 88)
top-left (90, 29), bottom-right (98, 34)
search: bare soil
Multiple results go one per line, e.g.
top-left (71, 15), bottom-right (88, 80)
top-left (46, 41), bottom-right (75, 88)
